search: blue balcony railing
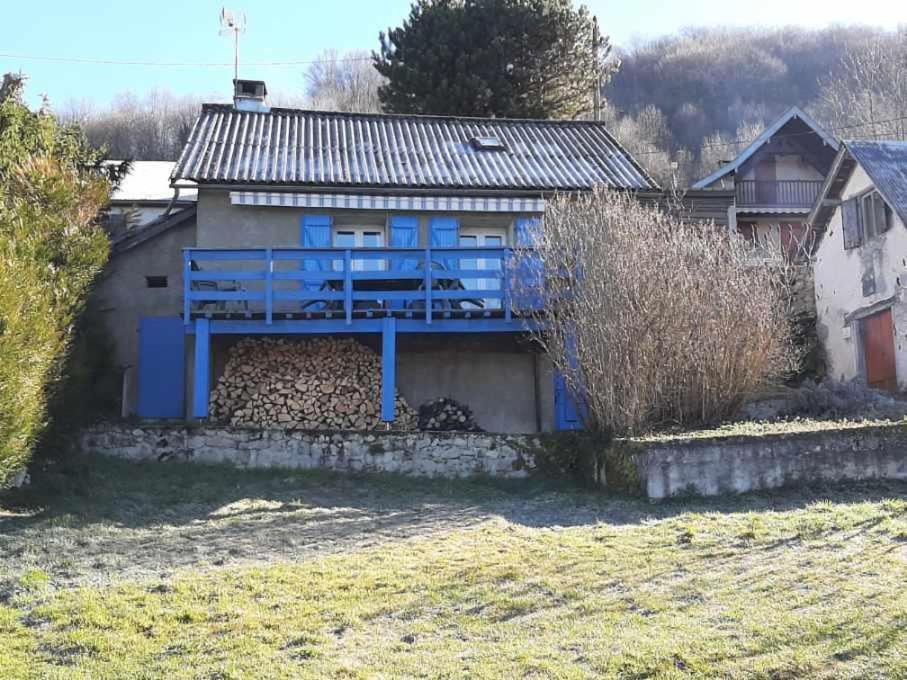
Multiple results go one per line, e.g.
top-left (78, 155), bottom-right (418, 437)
top-left (183, 247), bottom-right (542, 326)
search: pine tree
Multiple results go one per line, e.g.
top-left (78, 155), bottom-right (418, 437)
top-left (374, 0), bottom-right (615, 119)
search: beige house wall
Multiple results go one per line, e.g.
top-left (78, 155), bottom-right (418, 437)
top-left (813, 166), bottom-right (907, 386)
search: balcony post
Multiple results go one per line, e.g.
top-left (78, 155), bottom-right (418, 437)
top-left (192, 318), bottom-right (210, 420)
top-left (183, 250), bottom-right (191, 324)
top-left (381, 316), bottom-right (397, 424)
top-left (503, 248), bottom-right (512, 323)
top-left (424, 247), bottom-right (432, 324)
top-left (344, 249), bottom-right (353, 325)
top-left (265, 248), bottom-right (273, 325)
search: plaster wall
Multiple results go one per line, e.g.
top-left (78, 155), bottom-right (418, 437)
top-left (93, 220), bottom-right (197, 414)
top-left (813, 166), bottom-right (907, 386)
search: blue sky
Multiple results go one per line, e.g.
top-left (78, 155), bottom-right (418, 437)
top-left (3, 0), bottom-right (906, 109)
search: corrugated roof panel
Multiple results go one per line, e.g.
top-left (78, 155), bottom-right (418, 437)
top-left (847, 140), bottom-right (907, 228)
top-left (171, 104), bottom-right (658, 192)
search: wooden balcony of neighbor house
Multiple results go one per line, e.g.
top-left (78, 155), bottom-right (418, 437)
top-left (182, 246), bottom-right (544, 331)
top-left (736, 180), bottom-right (824, 209)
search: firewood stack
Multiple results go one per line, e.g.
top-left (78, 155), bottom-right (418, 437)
top-left (417, 397), bottom-right (483, 432)
top-left (209, 337), bottom-right (417, 430)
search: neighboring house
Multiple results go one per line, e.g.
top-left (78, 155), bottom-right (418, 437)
top-left (112, 78), bottom-right (660, 433)
top-left (105, 161), bottom-right (197, 237)
top-left (809, 140), bottom-right (907, 391)
top-left (694, 107), bottom-right (839, 259)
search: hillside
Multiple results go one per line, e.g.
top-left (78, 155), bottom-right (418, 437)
top-left (65, 24), bottom-right (904, 187)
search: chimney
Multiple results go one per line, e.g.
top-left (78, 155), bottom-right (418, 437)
top-left (233, 78), bottom-right (269, 113)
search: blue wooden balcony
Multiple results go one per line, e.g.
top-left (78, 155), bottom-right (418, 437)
top-left (182, 247), bottom-right (544, 423)
top-left (183, 246), bottom-right (542, 327)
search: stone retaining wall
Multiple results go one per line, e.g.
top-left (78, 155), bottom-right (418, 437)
top-left (637, 424), bottom-right (907, 499)
top-left (81, 424), bottom-right (536, 479)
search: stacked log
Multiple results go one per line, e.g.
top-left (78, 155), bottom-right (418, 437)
top-left (417, 397), bottom-right (482, 432)
top-left (209, 337), bottom-right (417, 430)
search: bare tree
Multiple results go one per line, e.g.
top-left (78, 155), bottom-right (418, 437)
top-left (513, 189), bottom-right (791, 434)
top-left (815, 31), bottom-right (907, 139)
top-left (304, 49), bottom-right (384, 113)
top-left (59, 90), bottom-right (204, 160)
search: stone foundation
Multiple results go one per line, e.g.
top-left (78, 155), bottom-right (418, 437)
top-left (81, 423), bottom-right (537, 479)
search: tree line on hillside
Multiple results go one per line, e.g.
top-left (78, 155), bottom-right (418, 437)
top-left (58, 2), bottom-right (907, 188)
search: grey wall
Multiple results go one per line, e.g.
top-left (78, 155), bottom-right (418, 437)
top-left (196, 189), bottom-right (528, 248)
top-left (94, 220), bottom-right (196, 415)
top-left (398, 349), bottom-right (546, 434)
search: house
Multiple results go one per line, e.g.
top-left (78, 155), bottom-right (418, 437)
top-left (94, 163), bottom-right (198, 417)
top-left (101, 78), bottom-right (659, 433)
top-left (809, 140), bottom-right (907, 391)
top-left (694, 107), bottom-right (839, 258)
top-left (105, 161), bottom-right (197, 237)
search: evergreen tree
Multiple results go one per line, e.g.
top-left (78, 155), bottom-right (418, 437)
top-left (0, 74), bottom-right (120, 484)
top-left (374, 0), bottom-right (614, 119)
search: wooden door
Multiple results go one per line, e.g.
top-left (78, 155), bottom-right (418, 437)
top-left (754, 158), bottom-right (777, 204)
top-left (862, 309), bottom-right (897, 391)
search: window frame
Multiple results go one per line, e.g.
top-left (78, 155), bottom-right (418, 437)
top-left (332, 225), bottom-right (386, 271)
top-left (858, 189), bottom-right (892, 240)
top-left (458, 226), bottom-right (508, 310)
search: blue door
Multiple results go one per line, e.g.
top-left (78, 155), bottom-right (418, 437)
top-left (554, 371), bottom-right (582, 430)
top-left (137, 317), bottom-right (186, 418)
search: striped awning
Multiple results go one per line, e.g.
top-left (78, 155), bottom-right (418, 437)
top-left (229, 191), bottom-right (546, 213)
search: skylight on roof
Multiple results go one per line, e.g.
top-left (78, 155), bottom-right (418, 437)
top-left (470, 136), bottom-right (507, 151)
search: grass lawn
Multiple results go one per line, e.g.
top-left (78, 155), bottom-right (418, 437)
top-left (1, 455), bottom-right (906, 678)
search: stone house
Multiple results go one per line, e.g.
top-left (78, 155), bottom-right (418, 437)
top-left (809, 140), bottom-right (907, 390)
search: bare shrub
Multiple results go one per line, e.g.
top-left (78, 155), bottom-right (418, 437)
top-left (514, 188), bottom-right (792, 435)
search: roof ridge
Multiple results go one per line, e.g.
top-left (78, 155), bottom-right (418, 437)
top-left (198, 102), bottom-right (621, 127)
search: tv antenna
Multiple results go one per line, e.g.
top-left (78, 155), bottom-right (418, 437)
top-left (219, 8), bottom-right (247, 81)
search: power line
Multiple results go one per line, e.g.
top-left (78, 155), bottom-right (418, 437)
top-left (627, 114), bottom-right (907, 157)
top-left (0, 52), bottom-right (373, 68)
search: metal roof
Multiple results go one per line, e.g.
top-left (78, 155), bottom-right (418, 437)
top-left (693, 106), bottom-right (839, 189)
top-left (171, 104), bottom-right (657, 192)
top-left (846, 141), bottom-right (907, 227)
top-left (809, 140), bottom-right (907, 232)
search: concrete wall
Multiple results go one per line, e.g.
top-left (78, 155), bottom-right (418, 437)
top-left (94, 219), bottom-right (197, 415)
top-left (637, 424), bottom-right (907, 499)
top-left (81, 423), bottom-right (538, 479)
top-left (396, 337), bottom-right (554, 433)
top-left (813, 166), bottom-right (907, 386)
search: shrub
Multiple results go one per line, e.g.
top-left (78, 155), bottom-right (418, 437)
top-left (0, 75), bottom-right (114, 484)
top-left (515, 188), bottom-right (792, 435)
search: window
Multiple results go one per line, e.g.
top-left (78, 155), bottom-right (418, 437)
top-left (470, 136), bottom-right (507, 152)
top-left (844, 189), bottom-right (892, 249)
top-left (861, 190), bottom-right (892, 239)
top-left (145, 276), bottom-right (168, 288)
top-left (333, 227), bottom-right (385, 271)
top-left (459, 229), bottom-right (506, 310)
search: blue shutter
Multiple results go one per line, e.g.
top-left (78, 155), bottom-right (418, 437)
top-left (301, 214), bottom-right (332, 309)
top-left (514, 216), bottom-right (543, 310)
top-left (554, 371), bottom-right (582, 430)
top-left (137, 317), bottom-right (185, 418)
top-left (430, 216), bottom-right (459, 272)
top-left (390, 215), bottom-right (419, 270)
